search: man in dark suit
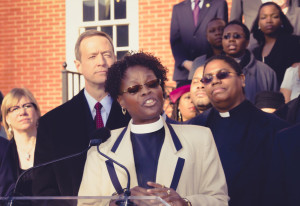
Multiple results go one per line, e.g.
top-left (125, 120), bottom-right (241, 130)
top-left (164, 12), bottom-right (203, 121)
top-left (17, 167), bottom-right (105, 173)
top-left (263, 123), bottom-right (300, 206)
top-left (33, 30), bottom-right (131, 196)
top-left (170, 0), bottom-right (228, 85)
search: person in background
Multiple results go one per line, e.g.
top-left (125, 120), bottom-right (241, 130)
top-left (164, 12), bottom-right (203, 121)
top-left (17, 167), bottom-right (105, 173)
top-left (189, 18), bottom-right (226, 79)
top-left (170, 0), bottom-right (228, 85)
top-left (190, 66), bottom-right (212, 114)
top-left (0, 88), bottom-right (41, 196)
top-left (230, 0), bottom-right (300, 35)
top-left (262, 123), bottom-right (300, 206)
top-left (0, 91), bottom-right (7, 139)
top-left (223, 20), bottom-right (278, 103)
top-left (254, 91), bottom-right (285, 113)
top-left (79, 51), bottom-right (229, 206)
top-left (33, 30), bottom-right (131, 196)
top-left (170, 80), bottom-right (197, 122)
top-left (275, 94), bottom-right (300, 124)
top-left (280, 65), bottom-right (300, 103)
top-left (0, 134), bottom-right (9, 196)
top-left (188, 55), bottom-right (289, 206)
top-left (251, 2), bottom-right (300, 86)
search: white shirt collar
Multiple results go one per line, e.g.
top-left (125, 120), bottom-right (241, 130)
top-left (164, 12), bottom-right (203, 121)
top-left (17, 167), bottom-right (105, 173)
top-left (191, 0), bottom-right (204, 10)
top-left (84, 89), bottom-right (113, 126)
top-left (261, 0), bottom-right (272, 3)
top-left (130, 116), bottom-right (164, 134)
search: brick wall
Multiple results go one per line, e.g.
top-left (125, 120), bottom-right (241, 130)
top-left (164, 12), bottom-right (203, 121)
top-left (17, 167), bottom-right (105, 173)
top-left (0, 0), bottom-right (65, 115)
top-left (0, 0), bottom-right (232, 115)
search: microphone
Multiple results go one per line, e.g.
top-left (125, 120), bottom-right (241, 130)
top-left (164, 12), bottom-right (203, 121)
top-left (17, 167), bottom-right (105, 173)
top-left (12, 128), bottom-right (109, 197)
top-left (94, 127), bottom-right (134, 206)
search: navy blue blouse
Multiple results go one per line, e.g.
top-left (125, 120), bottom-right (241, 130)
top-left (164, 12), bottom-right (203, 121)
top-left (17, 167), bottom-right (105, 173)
top-left (130, 128), bottom-right (165, 188)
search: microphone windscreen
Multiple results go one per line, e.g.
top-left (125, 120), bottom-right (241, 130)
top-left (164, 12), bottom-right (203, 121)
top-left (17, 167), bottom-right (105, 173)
top-left (90, 127), bottom-right (111, 146)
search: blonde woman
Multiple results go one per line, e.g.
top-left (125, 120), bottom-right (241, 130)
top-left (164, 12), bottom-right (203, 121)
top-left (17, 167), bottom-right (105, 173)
top-left (0, 88), bottom-right (40, 196)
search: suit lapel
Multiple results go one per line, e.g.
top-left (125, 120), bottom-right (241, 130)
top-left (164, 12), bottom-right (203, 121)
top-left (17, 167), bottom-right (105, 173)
top-left (109, 126), bottom-right (138, 190)
top-left (106, 100), bottom-right (131, 130)
top-left (182, 0), bottom-right (195, 31)
top-left (156, 123), bottom-right (184, 190)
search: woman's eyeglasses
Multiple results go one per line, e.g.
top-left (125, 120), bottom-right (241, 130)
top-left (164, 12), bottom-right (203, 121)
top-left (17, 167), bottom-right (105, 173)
top-left (223, 33), bottom-right (244, 40)
top-left (201, 70), bottom-right (237, 85)
top-left (7, 103), bottom-right (36, 114)
top-left (121, 79), bottom-right (161, 94)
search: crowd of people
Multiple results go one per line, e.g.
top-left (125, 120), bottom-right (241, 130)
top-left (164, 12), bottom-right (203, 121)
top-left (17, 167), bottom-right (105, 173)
top-left (1, 0), bottom-right (300, 206)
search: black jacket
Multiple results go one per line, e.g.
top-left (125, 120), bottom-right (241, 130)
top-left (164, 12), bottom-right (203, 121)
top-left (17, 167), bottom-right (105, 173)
top-left (33, 90), bottom-right (131, 196)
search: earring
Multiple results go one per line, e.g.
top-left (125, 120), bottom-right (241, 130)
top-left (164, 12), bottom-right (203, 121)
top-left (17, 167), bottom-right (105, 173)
top-left (8, 125), bottom-right (13, 137)
top-left (281, 24), bottom-right (284, 28)
top-left (258, 26), bottom-right (260, 30)
top-left (178, 110), bottom-right (182, 122)
top-left (122, 107), bottom-right (127, 115)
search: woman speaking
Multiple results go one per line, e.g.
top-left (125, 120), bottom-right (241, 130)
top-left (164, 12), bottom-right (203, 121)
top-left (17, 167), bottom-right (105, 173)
top-left (78, 52), bottom-right (228, 206)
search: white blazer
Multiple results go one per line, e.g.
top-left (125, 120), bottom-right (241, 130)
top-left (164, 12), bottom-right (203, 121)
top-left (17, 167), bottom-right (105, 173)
top-left (78, 120), bottom-right (229, 206)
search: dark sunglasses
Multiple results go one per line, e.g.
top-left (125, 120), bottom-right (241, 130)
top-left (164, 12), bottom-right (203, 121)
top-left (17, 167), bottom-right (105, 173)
top-left (201, 70), bottom-right (236, 85)
top-left (121, 79), bottom-right (161, 94)
top-left (223, 33), bottom-right (244, 40)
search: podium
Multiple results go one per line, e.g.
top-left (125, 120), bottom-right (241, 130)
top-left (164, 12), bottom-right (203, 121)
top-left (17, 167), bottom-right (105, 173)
top-left (0, 196), bottom-right (170, 206)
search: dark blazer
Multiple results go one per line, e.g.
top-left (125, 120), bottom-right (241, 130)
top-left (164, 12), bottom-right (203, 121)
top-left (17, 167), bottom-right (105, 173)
top-left (188, 100), bottom-right (289, 206)
top-left (0, 137), bottom-right (13, 196)
top-left (252, 33), bottom-right (300, 85)
top-left (33, 89), bottom-right (131, 196)
top-left (0, 139), bottom-right (28, 197)
top-left (263, 123), bottom-right (300, 206)
top-left (170, 0), bottom-right (228, 81)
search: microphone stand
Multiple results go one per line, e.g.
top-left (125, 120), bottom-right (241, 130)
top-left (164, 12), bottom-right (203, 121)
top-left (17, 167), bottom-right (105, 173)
top-left (96, 145), bottom-right (134, 206)
top-left (7, 140), bottom-right (99, 206)
top-left (13, 145), bottom-right (92, 196)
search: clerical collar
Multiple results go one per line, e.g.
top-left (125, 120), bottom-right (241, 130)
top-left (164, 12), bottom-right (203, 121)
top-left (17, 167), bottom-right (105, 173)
top-left (130, 116), bottom-right (164, 134)
top-left (219, 112), bottom-right (230, 118)
top-left (218, 100), bottom-right (248, 118)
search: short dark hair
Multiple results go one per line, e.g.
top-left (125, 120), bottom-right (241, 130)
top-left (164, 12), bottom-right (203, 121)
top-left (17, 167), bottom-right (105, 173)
top-left (206, 18), bottom-right (226, 32)
top-left (225, 20), bottom-right (250, 40)
top-left (75, 30), bottom-right (114, 61)
top-left (251, 2), bottom-right (294, 45)
top-left (105, 51), bottom-right (168, 100)
top-left (203, 55), bottom-right (243, 75)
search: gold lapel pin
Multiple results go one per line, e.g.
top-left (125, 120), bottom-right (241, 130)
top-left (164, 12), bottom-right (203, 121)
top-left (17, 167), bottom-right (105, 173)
top-left (206, 3), bottom-right (210, 8)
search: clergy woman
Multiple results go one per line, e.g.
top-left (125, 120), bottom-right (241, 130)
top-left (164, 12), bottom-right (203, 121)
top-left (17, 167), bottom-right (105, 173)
top-left (78, 52), bottom-right (229, 206)
top-left (188, 55), bottom-right (289, 206)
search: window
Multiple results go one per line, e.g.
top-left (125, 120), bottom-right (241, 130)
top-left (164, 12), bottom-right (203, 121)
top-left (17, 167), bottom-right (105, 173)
top-left (65, 0), bottom-right (138, 99)
top-left (66, 0), bottom-right (138, 71)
